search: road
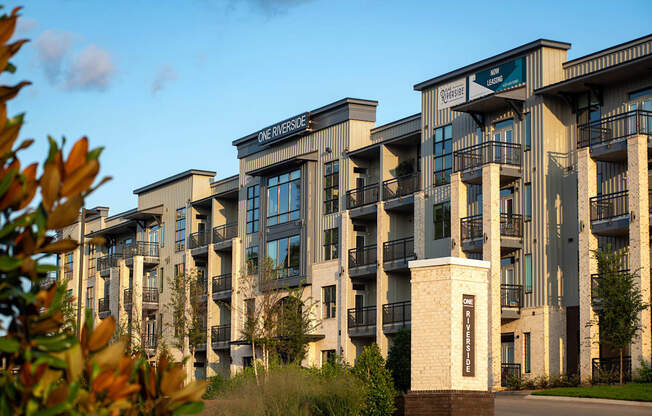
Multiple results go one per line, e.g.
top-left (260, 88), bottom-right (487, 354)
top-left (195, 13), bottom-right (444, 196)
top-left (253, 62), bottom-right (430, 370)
top-left (496, 394), bottom-right (652, 416)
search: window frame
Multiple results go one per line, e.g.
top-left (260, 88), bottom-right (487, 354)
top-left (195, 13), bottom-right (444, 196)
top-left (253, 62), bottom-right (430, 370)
top-left (266, 235), bottom-right (301, 279)
top-left (266, 169), bottom-right (301, 226)
top-left (175, 207), bottom-right (186, 252)
top-left (433, 125), bottom-right (453, 186)
top-left (323, 160), bottom-right (339, 214)
top-left (323, 227), bottom-right (339, 261)
top-left (433, 202), bottom-right (451, 240)
top-left (246, 184), bottom-right (260, 234)
top-left (524, 253), bottom-right (532, 294)
top-left (524, 182), bottom-right (532, 222)
top-left (524, 332), bottom-right (531, 373)
top-left (322, 285), bottom-right (336, 319)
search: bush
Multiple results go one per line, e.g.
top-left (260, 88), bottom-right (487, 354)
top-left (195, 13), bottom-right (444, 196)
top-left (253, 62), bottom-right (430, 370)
top-left (521, 377), bottom-right (536, 390)
top-left (505, 375), bottom-right (522, 390)
top-left (534, 375), bottom-right (550, 389)
top-left (386, 327), bottom-right (411, 392)
top-left (353, 344), bottom-right (398, 416)
top-left (636, 359), bottom-right (652, 383)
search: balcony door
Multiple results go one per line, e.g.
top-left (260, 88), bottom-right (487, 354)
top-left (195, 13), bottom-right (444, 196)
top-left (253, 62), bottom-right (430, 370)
top-left (493, 119), bottom-right (514, 161)
top-left (501, 257), bottom-right (515, 285)
top-left (500, 187), bottom-right (514, 216)
top-left (146, 270), bottom-right (157, 289)
top-left (501, 333), bottom-right (515, 364)
top-left (629, 96), bottom-right (652, 135)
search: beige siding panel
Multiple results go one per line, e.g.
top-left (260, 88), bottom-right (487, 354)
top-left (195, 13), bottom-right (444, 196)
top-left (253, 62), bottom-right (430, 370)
top-left (370, 116), bottom-right (420, 144)
top-left (563, 38), bottom-right (652, 79)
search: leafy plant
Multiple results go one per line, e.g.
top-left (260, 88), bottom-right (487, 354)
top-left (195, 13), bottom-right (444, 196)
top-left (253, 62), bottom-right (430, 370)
top-left (385, 327), bottom-right (410, 393)
top-left (352, 344), bottom-right (397, 416)
top-left (635, 359), bottom-right (652, 383)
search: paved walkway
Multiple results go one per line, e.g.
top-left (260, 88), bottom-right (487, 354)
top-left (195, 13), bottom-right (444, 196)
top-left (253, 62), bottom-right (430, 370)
top-left (496, 393), bottom-right (652, 416)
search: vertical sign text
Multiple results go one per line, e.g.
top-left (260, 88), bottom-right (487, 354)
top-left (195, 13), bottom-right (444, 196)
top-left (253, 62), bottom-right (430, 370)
top-left (462, 294), bottom-right (475, 377)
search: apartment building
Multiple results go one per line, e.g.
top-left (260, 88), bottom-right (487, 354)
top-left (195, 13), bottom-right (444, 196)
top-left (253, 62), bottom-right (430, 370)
top-left (58, 34), bottom-right (652, 387)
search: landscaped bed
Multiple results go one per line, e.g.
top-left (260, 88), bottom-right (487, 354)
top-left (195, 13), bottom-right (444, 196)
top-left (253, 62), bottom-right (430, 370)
top-left (531, 383), bottom-right (652, 402)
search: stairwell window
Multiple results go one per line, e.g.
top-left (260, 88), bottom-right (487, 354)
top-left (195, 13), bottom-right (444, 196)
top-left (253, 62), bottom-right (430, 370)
top-left (175, 207), bottom-right (186, 251)
top-left (434, 125), bottom-right (452, 186)
top-left (247, 184), bottom-right (260, 234)
top-left (324, 160), bottom-right (339, 214)
top-left (323, 227), bottom-right (339, 261)
top-left (322, 285), bottom-right (336, 319)
top-left (433, 202), bottom-right (451, 240)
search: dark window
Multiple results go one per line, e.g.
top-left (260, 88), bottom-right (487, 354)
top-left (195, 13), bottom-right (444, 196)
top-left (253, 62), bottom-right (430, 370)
top-left (87, 244), bottom-right (95, 276)
top-left (322, 285), bottom-right (336, 319)
top-left (524, 113), bottom-right (531, 151)
top-left (174, 263), bottom-right (185, 278)
top-left (576, 91), bottom-right (601, 125)
top-left (524, 332), bottom-right (531, 373)
top-left (266, 235), bottom-right (300, 279)
top-left (434, 125), bottom-right (453, 186)
top-left (524, 254), bottom-right (532, 294)
top-left (267, 169), bottom-right (301, 226)
top-left (324, 160), bottom-right (339, 214)
top-left (322, 349), bottom-right (336, 365)
top-left (64, 251), bottom-right (74, 280)
top-left (175, 207), bottom-right (186, 251)
top-left (247, 184), bottom-right (260, 234)
top-left (323, 227), bottom-right (339, 261)
top-left (246, 245), bottom-right (259, 274)
top-left (629, 86), bottom-right (652, 100)
top-left (524, 183), bottom-right (532, 221)
top-left (433, 202), bottom-right (451, 240)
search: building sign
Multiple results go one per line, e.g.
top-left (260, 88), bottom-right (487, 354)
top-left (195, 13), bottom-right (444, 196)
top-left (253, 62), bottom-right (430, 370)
top-left (437, 78), bottom-right (467, 110)
top-left (468, 57), bottom-right (526, 101)
top-left (462, 294), bottom-right (475, 377)
top-left (257, 112), bottom-right (309, 146)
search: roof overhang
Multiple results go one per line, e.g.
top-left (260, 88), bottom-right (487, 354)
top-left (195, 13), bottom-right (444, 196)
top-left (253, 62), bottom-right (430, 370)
top-left (190, 195), bottom-right (213, 208)
top-left (245, 151), bottom-right (318, 177)
top-left (86, 220), bottom-right (137, 238)
top-left (122, 204), bottom-right (163, 221)
top-left (452, 86), bottom-right (527, 123)
top-left (347, 143), bottom-right (381, 159)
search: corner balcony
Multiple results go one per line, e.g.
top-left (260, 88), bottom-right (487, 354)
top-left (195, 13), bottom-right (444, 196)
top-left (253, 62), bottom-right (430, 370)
top-left (460, 214), bottom-right (523, 254)
top-left (97, 254), bottom-right (120, 277)
top-left (453, 141), bottom-right (522, 185)
top-left (589, 191), bottom-right (629, 236)
top-left (501, 284), bottom-right (522, 321)
top-left (188, 230), bottom-right (211, 256)
top-left (578, 109), bottom-right (652, 161)
top-left (347, 306), bottom-right (376, 338)
top-left (382, 173), bottom-right (419, 212)
top-left (122, 242), bottom-right (159, 266)
top-left (211, 325), bottom-right (231, 350)
top-left (213, 223), bottom-right (238, 252)
top-left (348, 245), bottom-right (377, 278)
top-left (98, 297), bottom-right (110, 319)
top-left (382, 301), bottom-right (410, 334)
top-left (382, 237), bottom-right (415, 273)
top-left (212, 273), bottom-right (232, 301)
top-left (346, 183), bottom-right (379, 220)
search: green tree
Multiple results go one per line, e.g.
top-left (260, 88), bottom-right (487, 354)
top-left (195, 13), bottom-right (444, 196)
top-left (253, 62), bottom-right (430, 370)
top-left (353, 344), bottom-right (397, 416)
top-left (164, 267), bottom-right (207, 354)
top-left (275, 284), bottom-right (320, 365)
top-left (386, 327), bottom-right (410, 392)
top-left (589, 248), bottom-right (649, 384)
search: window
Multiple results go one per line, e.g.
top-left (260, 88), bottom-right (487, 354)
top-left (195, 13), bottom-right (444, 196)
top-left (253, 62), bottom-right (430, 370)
top-left (629, 86), bottom-right (652, 100)
top-left (324, 160), bottom-right (339, 214)
top-left (174, 263), bottom-right (185, 279)
top-left (266, 235), bottom-right (300, 279)
top-left (161, 224), bottom-right (165, 247)
top-left (524, 113), bottom-right (531, 151)
top-left (524, 254), bottom-right (532, 294)
top-left (433, 202), bottom-right (451, 240)
top-left (246, 245), bottom-right (259, 274)
top-left (146, 270), bottom-right (157, 289)
top-left (87, 244), bottom-right (95, 277)
top-left (434, 125), bottom-right (452, 186)
top-left (247, 185), bottom-right (260, 234)
top-left (175, 207), bottom-right (186, 251)
top-left (245, 299), bottom-right (255, 328)
top-left (267, 169), bottom-right (301, 226)
top-left (159, 268), bottom-right (164, 292)
top-left (322, 285), bottom-right (336, 319)
top-left (524, 183), bottom-right (531, 221)
top-left (524, 332), bottom-right (531, 373)
top-left (323, 227), bottom-right (339, 261)
top-left (87, 286), bottom-right (94, 316)
top-left (322, 349), bottom-right (336, 365)
top-left (64, 252), bottom-right (74, 280)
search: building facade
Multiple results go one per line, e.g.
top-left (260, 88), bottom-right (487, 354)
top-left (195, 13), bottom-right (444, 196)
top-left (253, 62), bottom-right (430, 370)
top-left (58, 34), bottom-right (652, 387)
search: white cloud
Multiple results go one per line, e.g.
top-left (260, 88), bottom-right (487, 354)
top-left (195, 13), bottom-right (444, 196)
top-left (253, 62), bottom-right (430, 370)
top-left (151, 64), bottom-right (178, 95)
top-left (65, 44), bottom-right (117, 91)
top-left (34, 29), bottom-right (73, 85)
top-left (15, 17), bottom-right (38, 35)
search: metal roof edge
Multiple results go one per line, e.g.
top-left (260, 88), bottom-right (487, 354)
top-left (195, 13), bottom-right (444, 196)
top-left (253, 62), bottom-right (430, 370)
top-left (132, 169), bottom-right (216, 195)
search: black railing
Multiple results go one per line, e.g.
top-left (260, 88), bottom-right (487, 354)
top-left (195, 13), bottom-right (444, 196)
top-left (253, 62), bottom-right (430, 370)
top-left (591, 270), bottom-right (629, 300)
top-left (501, 363), bottom-right (521, 386)
top-left (592, 357), bottom-right (632, 382)
top-left (461, 215), bottom-right (483, 241)
top-left (122, 241), bottom-right (159, 258)
top-left (98, 297), bottom-right (110, 313)
top-left (213, 223), bottom-right (238, 243)
top-left (212, 274), bottom-right (232, 293)
top-left (501, 213), bottom-right (523, 238)
top-left (501, 284), bottom-right (522, 309)
top-left (382, 301), bottom-right (411, 325)
top-left (453, 141), bottom-right (522, 172)
top-left (346, 183), bottom-right (379, 209)
top-left (192, 278), bottom-right (208, 299)
top-left (124, 289), bottom-right (132, 305)
top-left (188, 231), bottom-right (211, 249)
top-left (590, 191), bottom-right (628, 222)
top-left (383, 237), bottom-right (415, 263)
top-left (211, 325), bottom-right (231, 343)
top-left (348, 245), bottom-right (377, 269)
top-left (143, 334), bottom-right (157, 349)
top-left (348, 306), bottom-right (376, 329)
top-left (382, 173), bottom-right (420, 200)
top-left (578, 109), bottom-right (652, 149)
top-left (97, 255), bottom-right (120, 272)
top-left (143, 287), bottom-right (159, 304)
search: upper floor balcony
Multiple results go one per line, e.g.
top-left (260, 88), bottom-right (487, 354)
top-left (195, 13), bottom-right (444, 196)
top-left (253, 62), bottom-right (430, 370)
top-left (382, 237), bottom-right (415, 273)
top-left (578, 109), bottom-right (652, 161)
top-left (211, 324), bottom-right (231, 350)
top-left (97, 254), bottom-right (120, 276)
top-left (98, 297), bottom-right (110, 319)
top-left (382, 173), bottom-right (419, 212)
top-left (589, 190), bottom-right (630, 236)
top-left (122, 241), bottom-right (159, 265)
top-left (346, 183), bottom-right (379, 219)
top-left (347, 306), bottom-right (376, 338)
top-left (213, 222), bottom-right (238, 251)
top-left (501, 284), bottom-right (523, 321)
top-left (188, 230), bottom-right (211, 251)
top-left (348, 245), bottom-right (377, 278)
top-left (453, 141), bottom-right (522, 185)
top-left (382, 301), bottom-right (410, 334)
top-left (460, 213), bottom-right (523, 253)
top-left (212, 273), bottom-right (232, 301)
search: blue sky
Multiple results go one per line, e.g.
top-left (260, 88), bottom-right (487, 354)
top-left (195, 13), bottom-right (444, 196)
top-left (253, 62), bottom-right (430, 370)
top-left (4, 0), bottom-right (652, 214)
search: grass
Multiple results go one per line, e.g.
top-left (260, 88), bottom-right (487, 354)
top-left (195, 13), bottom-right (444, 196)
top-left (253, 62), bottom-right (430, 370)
top-left (531, 383), bottom-right (652, 402)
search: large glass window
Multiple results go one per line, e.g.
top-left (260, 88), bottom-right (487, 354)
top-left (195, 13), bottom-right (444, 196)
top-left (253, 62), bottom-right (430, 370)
top-left (246, 245), bottom-right (259, 274)
top-left (267, 170), bottom-right (301, 226)
top-left (433, 202), bottom-right (451, 240)
top-left (524, 254), bottom-right (532, 294)
top-left (247, 184), bottom-right (260, 234)
top-left (434, 125), bottom-right (453, 186)
top-left (324, 160), bottom-right (339, 214)
top-left (524, 183), bottom-right (532, 221)
top-left (64, 251), bottom-right (74, 280)
top-left (322, 285), bottom-right (336, 319)
top-left (323, 227), bottom-right (339, 261)
top-left (266, 235), bottom-right (300, 279)
top-left (175, 207), bottom-right (186, 252)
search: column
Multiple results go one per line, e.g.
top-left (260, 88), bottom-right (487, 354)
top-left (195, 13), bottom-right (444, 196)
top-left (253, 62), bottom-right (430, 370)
top-left (229, 237), bottom-right (242, 376)
top-left (94, 273), bottom-right (105, 325)
top-left (450, 172), bottom-right (468, 258)
top-left (628, 134), bottom-right (651, 371)
top-left (577, 147), bottom-right (599, 379)
top-left (376, 201), bottom-right (389, 357)
top-left (339, 210), bottom-right (355, 365)
top-left (413, 191), bottom-right (426, 260)
top-left (132, 256), bottom-right (144, 346)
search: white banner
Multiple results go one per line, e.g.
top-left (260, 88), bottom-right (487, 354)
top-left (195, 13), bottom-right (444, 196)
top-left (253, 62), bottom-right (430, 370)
top-left (437, 78), bottom-right (467, 110)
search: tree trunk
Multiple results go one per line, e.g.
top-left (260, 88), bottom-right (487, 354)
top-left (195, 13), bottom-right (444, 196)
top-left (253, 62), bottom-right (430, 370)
top-left (251, 338), bottom-right (259, 385)
top-left (619, 348), bottom-right (623, 385)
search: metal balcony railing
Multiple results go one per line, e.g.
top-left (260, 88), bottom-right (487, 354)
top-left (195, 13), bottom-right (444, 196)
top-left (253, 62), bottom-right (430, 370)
top-left (213, 223), bottom-right (238, 243)
top-left (382, 237), bottom-right (415, 263)
top-left (500, 213), bottom-right (523, 238)
top-left (461, 215), bottom-right (483, 241)
top-left (501, 363), bottom-right (521, 386)
top-left (143, 287), bottom-right (159, 304)
top-left (382, 301), bottom-right (411, 325)
top-left (97, 254), bottom-right (121, 272)
top-left (211, 325), bottom-right (231, 343)
top-left (453, 141), bottom-right (522, 172)
top-left (592, 357), bottom-right (632, 382)
top-left (40, 273), bottom-right (58, 289)
top-left (382, 173), bottom-right (420, 200)
top-left (346, 183), bottom-right (379, 209)
top-left (212, 274), bottom-right (232, 293)
top-left (590, 190), bottom-right (628, 222)
top-left (500, 284), bottom-right (522, 309)
top-left (143, 333), bottom-right (157, 349)
top-left (348, 245), bottom-right (377, 269)
top-left (98, 297), bottom-right (110, 313)
top-left (124, 289), bottom-right (132, 305)
top-left (188, 231), bottom-right (211, 249)
top-left (122, 241), bottom-right (159, 258)
top-left (578, 109), bottom-right (652, 149)
top-left (347, 306), bottom-right (376, 329)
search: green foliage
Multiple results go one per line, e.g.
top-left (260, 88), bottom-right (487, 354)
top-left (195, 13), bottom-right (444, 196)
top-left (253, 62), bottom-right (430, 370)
top-left (353, 344), bottom-right (397, 416)
top-left (386, 327), bottom-right (410, 393)
top-left (531, 383), bottom-right (652, 402)
top-left (275, 285), bottom-right (319, 364)
top-left (636, 359), bottom-right (652, 383)
top-left (506, 373), bottom-right (581, 391)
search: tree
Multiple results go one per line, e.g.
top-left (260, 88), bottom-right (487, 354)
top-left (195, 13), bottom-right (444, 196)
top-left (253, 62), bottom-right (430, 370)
top-left (275, 284), bottom-right (320, 365)
top-left (164, 267), bottom-right (207, 355)
top-left (386, 327), bottom-right (411, 392)
top-left (353, 344), bottom-right (397, 416)
top-left (589, 247), bottom-right (649, 384)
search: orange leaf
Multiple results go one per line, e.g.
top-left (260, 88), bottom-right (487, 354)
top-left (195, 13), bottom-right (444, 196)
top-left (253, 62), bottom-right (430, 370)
top-left (0, 117), bottom-right (22, 156)
top-left (0, 7), bottom-right (22, 45)
top-left (0, 39), bottom-right (28, 75)
top-left (40, 238), bottom-right (78, 254)
top-left (61, 159), bottom-right (99, 198)
top-left (88, 315), bottom-right (116, 352)
top-left (92, 369), bottom-right (115, 392)
top-left (40, 162), bottom-right (61, 211)
top-left (64, 137), bottom-right (88, 176)
top-left (46, 195), bottom-right (82, 230)
top-left (47, 383), bottom-right (69, 407)
top-left (160, 364), bottom-right (185, 396)
top-left (0, 80), bottom-right (30, 102)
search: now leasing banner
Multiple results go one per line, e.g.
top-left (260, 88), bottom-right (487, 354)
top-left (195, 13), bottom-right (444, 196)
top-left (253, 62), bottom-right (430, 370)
top-left (462, 294), bottom-right (475, 377)
top-left (468, 56), bottom-right (526, 101)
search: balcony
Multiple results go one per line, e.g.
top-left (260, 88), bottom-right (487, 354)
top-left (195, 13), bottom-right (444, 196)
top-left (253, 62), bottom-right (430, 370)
top-left (382, 174), bottom-right (419, 211)
top-left (212, 274), bottom-right (232, 301)
top-left (213, 223), bottom-right (238, 251)
top-left (188, 230), bottom-right (211, 251)
top-left (40, 273), bottom-right (58, 289)
top-left (142, 287), bottom-right (159, 309)
top-left (348, 245), bottom-right (377, 278)
top-left (589, 191), bottom-right (629, 236)
top-left (211, 325), bottom-right (231, 350)
top-left (98, 297), bottom-right (110, 319)
top-left (382, 301), bottom-right (410, 334)
top-left (453, 141), bottom-right (522, 184)
top-left (143, 333), bottom-right (157, 350)
top-left (346, 183), bottom-right (379, 219)
top-left (501, 363), bottom-right (521, 387)
top-left (578, 109), bottom-right (652, 161)
top-left (382, 237), bottom-right (415, 273)
top-left (123, 289), bottom-right (132, 310)
top-left (122, 241), bottom-right (159, 260)
top-left (460, 214), bottom-right (523, 253)
top-left (97, 255), bottom-right (120, 276)
top-left (501, 284), bottom-right (522, 321)
top-left (592, 356), bottom-right (632, 383)
top-left (347, 306), bottom-right (376, 337)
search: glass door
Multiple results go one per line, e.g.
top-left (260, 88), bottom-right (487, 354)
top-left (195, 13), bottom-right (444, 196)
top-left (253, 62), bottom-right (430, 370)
top-left (493, 119), bottom-right (514, 162)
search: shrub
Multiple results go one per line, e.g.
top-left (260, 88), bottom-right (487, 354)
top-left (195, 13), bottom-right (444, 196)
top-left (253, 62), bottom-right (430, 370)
top-left (521, 377), bottom-right (536, 390)
top-left (505, 375), bottom-right (522, 390)
top-left (353, 344), bottom-right (397, 416)
top-left (386, 327), bottom-right (411, 392)
top-left (534, 375), bottom-right (550, 389)
top-left (636, 359), bottom-right (652, 383)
